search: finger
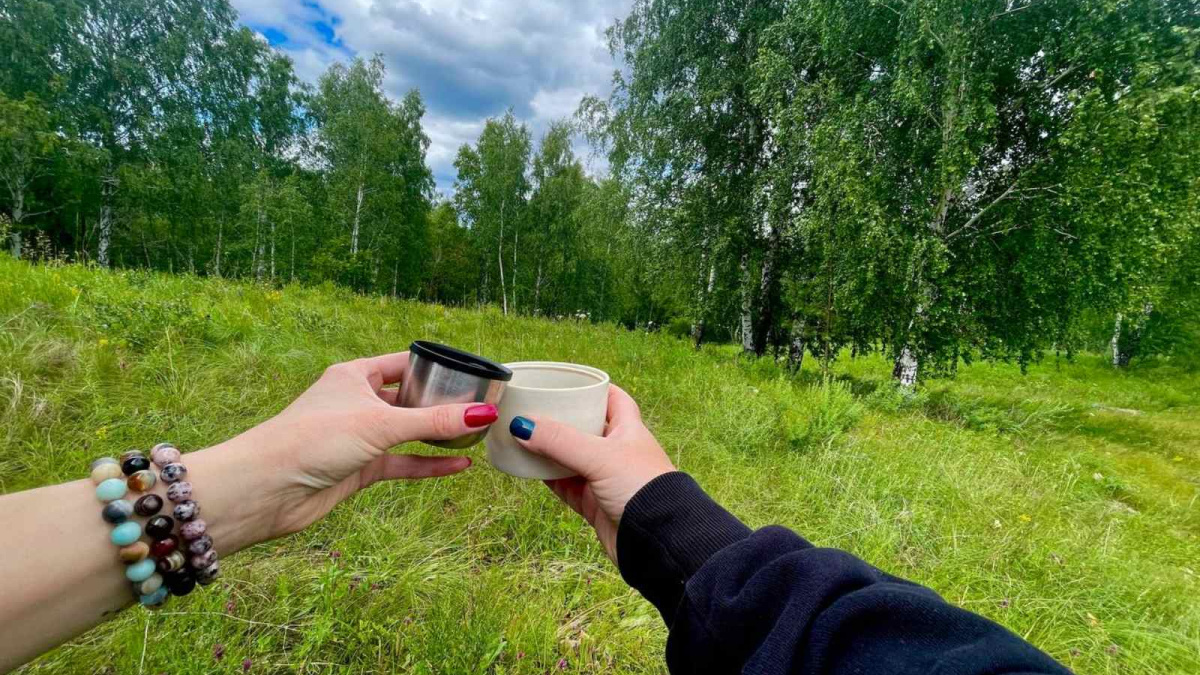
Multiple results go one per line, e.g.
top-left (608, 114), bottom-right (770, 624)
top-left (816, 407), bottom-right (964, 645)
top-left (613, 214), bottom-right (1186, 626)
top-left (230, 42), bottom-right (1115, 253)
top-left (380, 402), bottom-right (498, 445)
top-left (511, 415), bottom-right (607, 478)
top-left (359, 453), bottom-right (472, 488)
top-left (358, 352), bottom-right (411, 390)
top-left (606, 384), bottom-right (642, 429)
top-left (377, 387), bottom-right (401, 405)
top-left (544, 477), bottom-right (586, 515)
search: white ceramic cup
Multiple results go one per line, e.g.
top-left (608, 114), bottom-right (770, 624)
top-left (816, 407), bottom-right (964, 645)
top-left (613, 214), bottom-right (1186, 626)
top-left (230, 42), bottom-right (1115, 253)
top-left (484, 361), bottom-right (610, 479)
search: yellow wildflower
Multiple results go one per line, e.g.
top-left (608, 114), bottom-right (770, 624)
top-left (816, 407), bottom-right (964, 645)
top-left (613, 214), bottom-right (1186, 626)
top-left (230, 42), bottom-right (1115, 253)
top-left (95, 426), bottom-right (108, 440)
top-left (98, 338), bottom-right (109, 346)
top-left (1019, 514), bottom-right (1032, 523)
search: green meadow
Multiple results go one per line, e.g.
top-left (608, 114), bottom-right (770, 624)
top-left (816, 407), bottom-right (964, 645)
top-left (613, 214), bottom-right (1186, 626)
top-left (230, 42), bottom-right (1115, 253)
top-left (2, 256), bottom-right (1197, 675)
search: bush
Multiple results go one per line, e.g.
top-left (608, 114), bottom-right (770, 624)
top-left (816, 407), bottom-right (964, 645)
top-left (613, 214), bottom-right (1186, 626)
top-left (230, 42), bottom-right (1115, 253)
top-left (779, 379), bottom-right (862, 451)
top-left (665, 317), bottom-right (692, 339)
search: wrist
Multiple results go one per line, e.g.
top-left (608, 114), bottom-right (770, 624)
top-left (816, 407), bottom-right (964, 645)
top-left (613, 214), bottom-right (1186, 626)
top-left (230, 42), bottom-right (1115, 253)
top-left (167, 439), bottom-right (279, 556)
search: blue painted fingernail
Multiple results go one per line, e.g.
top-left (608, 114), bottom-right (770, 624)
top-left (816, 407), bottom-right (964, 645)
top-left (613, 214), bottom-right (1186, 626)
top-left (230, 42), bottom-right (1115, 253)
top-left (509, 416), bottom-right (535, 441)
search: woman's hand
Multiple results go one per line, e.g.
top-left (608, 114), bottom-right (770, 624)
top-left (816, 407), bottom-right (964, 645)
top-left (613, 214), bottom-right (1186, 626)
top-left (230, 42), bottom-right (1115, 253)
top-left (211, 352), bottom-right (496, 548)
top-left (509, 385), bottom-right (674, 561)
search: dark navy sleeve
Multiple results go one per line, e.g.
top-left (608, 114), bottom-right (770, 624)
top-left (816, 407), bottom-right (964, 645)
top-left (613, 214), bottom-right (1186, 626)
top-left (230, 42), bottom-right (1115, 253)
top-left (616, 472), bottom-right (1072, 675)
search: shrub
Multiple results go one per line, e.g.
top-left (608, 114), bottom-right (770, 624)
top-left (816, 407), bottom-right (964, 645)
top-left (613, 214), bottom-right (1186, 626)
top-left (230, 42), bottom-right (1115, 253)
top-left (780, 379), bottom-right (862, 451)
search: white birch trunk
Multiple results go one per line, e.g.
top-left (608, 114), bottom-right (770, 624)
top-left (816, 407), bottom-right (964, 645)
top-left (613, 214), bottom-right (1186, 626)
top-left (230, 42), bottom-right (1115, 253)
top-left (1110, 312), bottom-right (1123, 368)
top-left (9, 231), bottom-right (20, 259)
top-left (893, 348), bottom-right (919, 387)
top-left (512, 219), bottom-right (518, 312)
top-left (214, 222), bottom-right (223, 277)
top-left (691, 257), bottom-right (717, 347)
top-left (269, 220), bottom-right (276, 280)
top-left (98, 174), bottom-right (114, 267)
top-left (739, 253), bottom-right (754, 353)
top-left (497, 199), bottom-right (508, 315)
top-left (351, 182), bottom-right (364, 256)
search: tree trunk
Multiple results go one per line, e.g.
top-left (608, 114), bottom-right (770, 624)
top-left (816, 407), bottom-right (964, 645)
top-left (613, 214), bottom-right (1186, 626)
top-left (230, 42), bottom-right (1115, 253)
top-left (753, 222), bottom-right (782, 356)
top-left (788, 317), bottom-right (806, 373)
top-left (98, 171), bottom-right (114, 268)
top-left (10, 190), bottom-right (23, 259)
top-left (9, 232), bottom-right (20, 260)
top-left (739, 253), bottom-right (754, 354)
top-left (351, 182), bottom-right (364, 256)
top-left (512, 218), bottom-right (518, 313)
top-left (1110, 312), bottom-right (1123, 367)
top-left (392, 259), bottom-right (399, 297)
top-left (498, 199), bottom-right (508, 315)
top-left (253, 204), bottom-right (266, 282)
top-left (893, 348), bottom-right (919, 387)
top-left (534, 260), bottom-right (544, 315)
top-left (691, 257), bottom-right (716, 349)
top-left (214, 221), bottom-right (223, 277)
top-left (1113, 303), bottom-right (1153, 367)
top-left (270, 220), bottom-right (276, 280)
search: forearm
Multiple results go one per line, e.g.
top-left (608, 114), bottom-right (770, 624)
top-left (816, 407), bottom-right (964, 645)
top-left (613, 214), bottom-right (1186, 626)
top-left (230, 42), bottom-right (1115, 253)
top-left (0, 438), bottom-right (271, 672)
top-left (616, 473), bottom-right (1070, 675)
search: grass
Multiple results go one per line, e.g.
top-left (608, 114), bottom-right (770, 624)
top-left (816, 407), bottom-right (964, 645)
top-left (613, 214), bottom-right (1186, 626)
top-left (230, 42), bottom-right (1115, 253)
top-left (1, 255), bottom-right (1197, 675)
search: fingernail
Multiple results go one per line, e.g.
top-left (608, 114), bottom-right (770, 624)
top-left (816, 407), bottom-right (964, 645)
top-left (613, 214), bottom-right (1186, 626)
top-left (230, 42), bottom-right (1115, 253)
top-left (464, 404), bottom-right (498, 428)
top-left (509, 416), bottom-right (535, 441)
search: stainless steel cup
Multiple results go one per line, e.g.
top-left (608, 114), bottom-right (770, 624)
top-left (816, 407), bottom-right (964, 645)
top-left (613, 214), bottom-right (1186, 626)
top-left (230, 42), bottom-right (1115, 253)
top-left (398, 341), bottom-right (512, 449)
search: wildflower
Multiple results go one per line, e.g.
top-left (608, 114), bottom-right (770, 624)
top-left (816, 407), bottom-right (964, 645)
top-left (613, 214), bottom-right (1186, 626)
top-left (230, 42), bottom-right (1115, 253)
top-left (1018, 514), bottom-right (1032, 523)
top-left (225, 599), bottom-right (236, 613)
top-left (213, 644), bottom-right (225, 661)
top-left (95, 426), bottom-right (108, 440)
top-left (98, 338), bottom-right (109, 346)
top-left (558, 658), bottom-right (568, 670)
top-left (242, 658), bottom-right (253, 672)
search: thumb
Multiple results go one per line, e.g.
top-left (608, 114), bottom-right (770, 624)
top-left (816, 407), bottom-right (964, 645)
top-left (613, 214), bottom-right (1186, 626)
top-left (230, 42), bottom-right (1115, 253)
top-left (510, 415), bottom-right (607, 478)
top-left (381, 402), bottom-right (498, 445)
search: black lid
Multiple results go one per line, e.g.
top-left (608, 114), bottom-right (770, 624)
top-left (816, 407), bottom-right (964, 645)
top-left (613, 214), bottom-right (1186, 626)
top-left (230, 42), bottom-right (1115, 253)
top-left (410, 341), bottom-right (513, 381)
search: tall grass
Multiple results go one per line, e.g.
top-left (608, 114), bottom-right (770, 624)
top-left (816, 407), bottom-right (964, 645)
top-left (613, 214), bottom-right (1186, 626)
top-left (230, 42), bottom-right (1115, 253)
top-left (2, 256), bottom-right (1198, 674)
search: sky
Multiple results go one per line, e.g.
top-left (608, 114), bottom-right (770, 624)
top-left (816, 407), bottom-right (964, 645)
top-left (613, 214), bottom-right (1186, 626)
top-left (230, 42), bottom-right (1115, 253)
top-left (231, 0), bottom-right (632, 196)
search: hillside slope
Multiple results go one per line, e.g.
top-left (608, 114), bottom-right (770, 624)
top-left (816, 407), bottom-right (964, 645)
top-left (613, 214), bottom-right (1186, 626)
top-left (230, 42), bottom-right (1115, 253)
top-left (1, 256), bottom-right (1197, 674)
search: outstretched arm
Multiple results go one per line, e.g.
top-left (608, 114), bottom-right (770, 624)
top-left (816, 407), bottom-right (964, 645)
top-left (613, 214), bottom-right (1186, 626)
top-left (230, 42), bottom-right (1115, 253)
top-left (0, 352), bottom-right (496, 673)
top-left (514, 386), bottom-right (1070, 674)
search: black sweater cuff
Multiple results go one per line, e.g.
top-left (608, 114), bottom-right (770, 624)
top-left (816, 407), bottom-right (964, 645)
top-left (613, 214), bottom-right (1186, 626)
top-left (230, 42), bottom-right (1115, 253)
top-left (615, 472), bottom-right (752, 623)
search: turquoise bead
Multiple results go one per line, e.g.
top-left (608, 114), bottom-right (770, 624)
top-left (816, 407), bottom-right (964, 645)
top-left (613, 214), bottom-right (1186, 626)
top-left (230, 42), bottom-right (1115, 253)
top-left (125, 558), bottom-right (157, 582)
top-left (110, 521), bottom-right (142, 546)
top-left (139, 586), bottom-right (168, 607)
top-left (95, 478), bottom-right (128, 502)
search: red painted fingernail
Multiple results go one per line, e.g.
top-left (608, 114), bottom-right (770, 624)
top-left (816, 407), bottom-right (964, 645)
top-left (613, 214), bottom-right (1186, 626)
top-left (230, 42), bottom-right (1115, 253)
top-left (464, 404), bottom-right (498, 428)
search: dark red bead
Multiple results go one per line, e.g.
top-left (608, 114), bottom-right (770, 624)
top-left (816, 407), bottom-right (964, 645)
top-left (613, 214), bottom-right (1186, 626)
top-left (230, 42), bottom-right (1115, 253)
top-left (165, 571), bottom-right (196, 596)
top-left (150, 536), bottom-right (179, 558)
top-left (145, 515), bottom-right (174, 539)
top-left (134, 494), bottom-right (163, 517)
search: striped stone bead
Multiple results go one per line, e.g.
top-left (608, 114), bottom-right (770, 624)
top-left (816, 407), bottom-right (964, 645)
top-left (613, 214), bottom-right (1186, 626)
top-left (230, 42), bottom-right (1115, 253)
top-left (134, 494), bottom-right (163, 517)
top-left (127, 469), bottom-right (156, 492)
top-left (156, 551), bottom-right (186, 574)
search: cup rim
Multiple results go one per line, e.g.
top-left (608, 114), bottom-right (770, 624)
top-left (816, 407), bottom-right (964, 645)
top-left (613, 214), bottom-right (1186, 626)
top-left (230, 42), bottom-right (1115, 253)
top-left (410, 341), bottom-right (513, 382)
top-left (503, 361), bottom-right (610, 393)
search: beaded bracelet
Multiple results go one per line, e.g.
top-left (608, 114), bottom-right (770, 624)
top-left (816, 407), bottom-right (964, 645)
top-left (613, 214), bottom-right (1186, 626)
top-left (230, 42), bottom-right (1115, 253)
top-left (151, 443), bottom-right (219, 588)
top-left (91, 454), bottom-right (168, 607)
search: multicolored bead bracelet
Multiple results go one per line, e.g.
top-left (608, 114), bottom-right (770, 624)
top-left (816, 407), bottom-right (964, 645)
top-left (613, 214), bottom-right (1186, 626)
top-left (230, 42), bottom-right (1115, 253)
top-left (91, 454), bottom-right (167, 607)
top-left (151, 443), bottom-right (220, 587)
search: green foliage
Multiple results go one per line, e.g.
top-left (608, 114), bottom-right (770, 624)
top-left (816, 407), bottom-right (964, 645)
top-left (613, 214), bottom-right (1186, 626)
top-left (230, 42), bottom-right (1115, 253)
top-left (3, 259), bottom-right (1199, 674)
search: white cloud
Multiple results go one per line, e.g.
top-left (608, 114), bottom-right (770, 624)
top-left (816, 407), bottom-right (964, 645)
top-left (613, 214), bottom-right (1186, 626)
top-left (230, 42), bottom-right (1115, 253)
top-left (231, 0), bottom-right (631, 192)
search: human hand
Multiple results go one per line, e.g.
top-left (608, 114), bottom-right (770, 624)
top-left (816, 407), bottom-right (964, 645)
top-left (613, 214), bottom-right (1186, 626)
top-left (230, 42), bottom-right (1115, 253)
top-left (509, 385), bottom-right (674, 561)
top-left (199, 352), bottom-right (496, 549)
